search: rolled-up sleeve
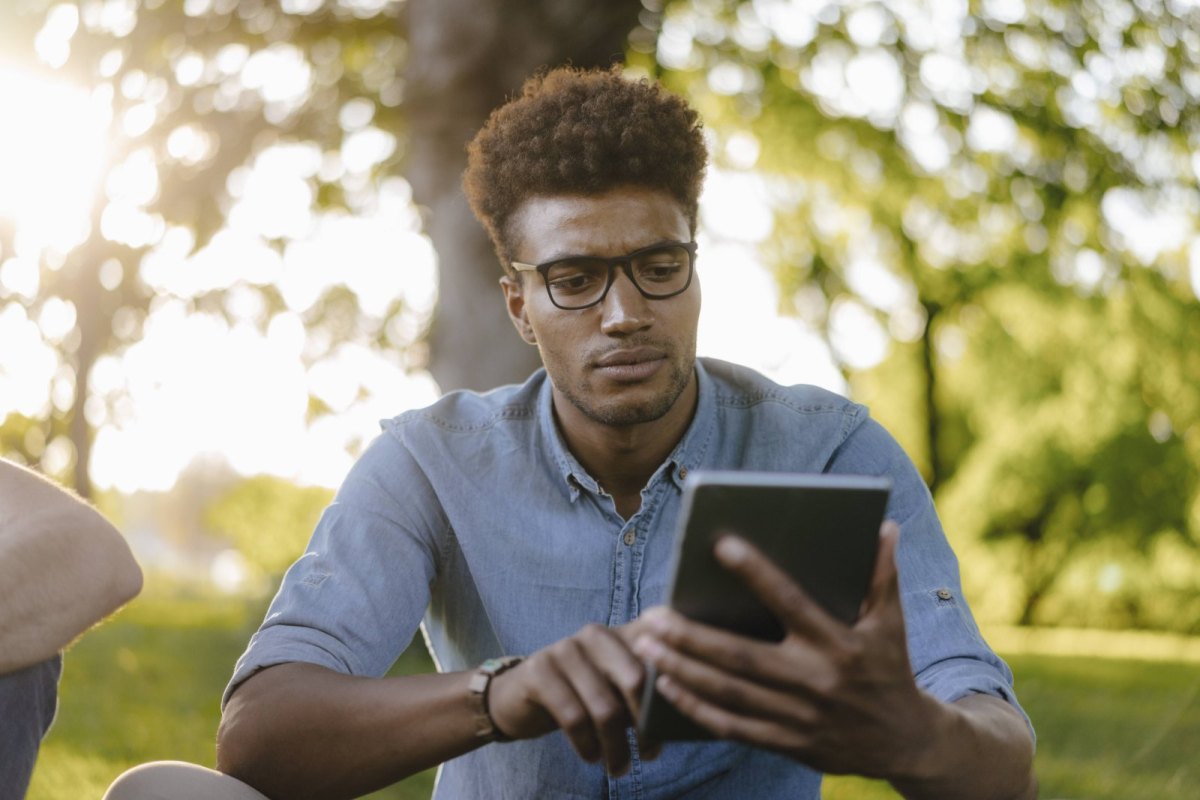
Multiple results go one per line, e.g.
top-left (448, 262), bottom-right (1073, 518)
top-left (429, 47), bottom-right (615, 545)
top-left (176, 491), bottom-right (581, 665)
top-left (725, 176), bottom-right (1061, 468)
top-left (829, 415), bottom-right (1034, 739)
top-left (222, 429), bottom-right (446, 708)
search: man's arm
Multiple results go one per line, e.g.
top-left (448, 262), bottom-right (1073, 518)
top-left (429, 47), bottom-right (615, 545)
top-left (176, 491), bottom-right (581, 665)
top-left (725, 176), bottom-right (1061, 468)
top-left (632, 524), bottom-right (1037, 800)
top-left (218, 620), bottom-right (655, 800)
top-left (0, 459), bottom-right (143, 674)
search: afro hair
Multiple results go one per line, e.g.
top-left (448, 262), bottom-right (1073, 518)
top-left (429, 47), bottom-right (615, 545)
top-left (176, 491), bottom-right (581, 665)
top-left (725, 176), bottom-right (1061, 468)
top-left (463, 66), bottom-right (707, 274)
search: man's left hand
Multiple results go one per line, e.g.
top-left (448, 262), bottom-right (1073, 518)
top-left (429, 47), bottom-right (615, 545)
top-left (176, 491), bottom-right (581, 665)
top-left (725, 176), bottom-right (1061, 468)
top-left (632, 521), bottom-right (943, 779)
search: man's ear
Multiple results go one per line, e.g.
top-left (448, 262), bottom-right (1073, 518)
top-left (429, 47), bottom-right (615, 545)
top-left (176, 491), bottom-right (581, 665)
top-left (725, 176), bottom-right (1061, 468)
top-left (499, 275), bottom-right (537, 345)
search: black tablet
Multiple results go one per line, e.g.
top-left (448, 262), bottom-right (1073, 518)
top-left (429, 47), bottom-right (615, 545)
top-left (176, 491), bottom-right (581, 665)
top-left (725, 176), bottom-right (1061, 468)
top-left (637, 471), bottom-right (892, 741)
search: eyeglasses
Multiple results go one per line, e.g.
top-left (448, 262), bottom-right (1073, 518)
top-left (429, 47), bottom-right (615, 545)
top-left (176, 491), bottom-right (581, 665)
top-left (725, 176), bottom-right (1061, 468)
top-left (511, 241), bottom-right (697, 310)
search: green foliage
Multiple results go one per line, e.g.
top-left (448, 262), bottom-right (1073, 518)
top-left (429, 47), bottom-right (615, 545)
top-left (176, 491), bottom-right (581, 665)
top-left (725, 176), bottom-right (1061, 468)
top-left (204, 474), bottom-right (333, 580)
top-left (654, 0), bottom-right (1200, 629)
top-left (5, 0), bottom-right (1198, 631)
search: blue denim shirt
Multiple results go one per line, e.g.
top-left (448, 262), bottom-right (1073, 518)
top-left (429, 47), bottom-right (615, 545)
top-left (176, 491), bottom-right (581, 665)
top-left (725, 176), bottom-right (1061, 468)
top-left (226, 358), bottom-right (1028, 799)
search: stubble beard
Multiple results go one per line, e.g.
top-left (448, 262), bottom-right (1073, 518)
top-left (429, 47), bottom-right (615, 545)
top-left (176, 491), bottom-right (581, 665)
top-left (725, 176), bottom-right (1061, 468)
top-left (554, 355), bottom-right (694, 427)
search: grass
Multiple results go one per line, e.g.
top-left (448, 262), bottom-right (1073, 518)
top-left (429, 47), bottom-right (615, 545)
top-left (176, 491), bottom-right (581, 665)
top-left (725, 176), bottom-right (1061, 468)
top-left (822, 653), bottom-right (1200, 800)
top-left (28, 584), bottom-right (1200, 799)
top-left (27, 584), bottom-right (435, 800)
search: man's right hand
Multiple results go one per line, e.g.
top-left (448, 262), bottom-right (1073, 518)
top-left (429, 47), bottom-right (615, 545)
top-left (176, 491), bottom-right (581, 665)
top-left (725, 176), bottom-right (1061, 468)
top-left (486, 619), bottom-right (655, 776)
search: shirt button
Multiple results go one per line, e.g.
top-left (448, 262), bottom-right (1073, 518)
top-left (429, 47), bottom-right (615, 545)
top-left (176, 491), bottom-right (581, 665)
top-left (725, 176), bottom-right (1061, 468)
top-left (936, 588), bottom-right (953, 600)
top-left (678, 466), bottom-right (689, 480)
top-left (623, 530), bottom-right (635, 546)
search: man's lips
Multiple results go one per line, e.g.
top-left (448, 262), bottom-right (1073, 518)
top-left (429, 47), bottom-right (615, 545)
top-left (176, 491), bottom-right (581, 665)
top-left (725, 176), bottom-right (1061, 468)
top-left (593, 348), bottom-right (668, 381)
top-left (594, 347), bottom-right (667, 368)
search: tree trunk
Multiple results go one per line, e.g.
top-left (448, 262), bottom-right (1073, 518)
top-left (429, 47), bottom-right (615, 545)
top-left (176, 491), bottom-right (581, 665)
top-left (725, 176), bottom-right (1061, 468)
top-left (404, 0), bottom-right (646, 392)
top-left (64, 243), bottom-right (103, 500)
top-left (920, 299), bottom-right (942, 493)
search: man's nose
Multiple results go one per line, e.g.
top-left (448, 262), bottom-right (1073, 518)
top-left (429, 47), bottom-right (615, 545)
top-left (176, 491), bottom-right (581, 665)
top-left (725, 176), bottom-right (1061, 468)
top-left (599, 265), bottom-right (652, 334)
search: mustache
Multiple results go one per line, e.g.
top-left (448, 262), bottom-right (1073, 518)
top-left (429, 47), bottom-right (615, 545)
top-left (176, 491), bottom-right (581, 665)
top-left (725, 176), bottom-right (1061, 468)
top-left (588, 340), bottom-right (672, 364)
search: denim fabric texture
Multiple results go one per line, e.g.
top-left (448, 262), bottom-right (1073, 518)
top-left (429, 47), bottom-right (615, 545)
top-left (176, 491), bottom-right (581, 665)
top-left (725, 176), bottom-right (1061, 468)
top-left (0, 654), bottom-right (61, 800)
top-left (225, 358), bottom-right (1028, 800)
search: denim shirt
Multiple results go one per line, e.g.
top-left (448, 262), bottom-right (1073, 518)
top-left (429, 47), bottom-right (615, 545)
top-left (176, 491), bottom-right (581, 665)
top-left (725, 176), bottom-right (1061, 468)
top-left (226, 358), bottom-right (1028, 799)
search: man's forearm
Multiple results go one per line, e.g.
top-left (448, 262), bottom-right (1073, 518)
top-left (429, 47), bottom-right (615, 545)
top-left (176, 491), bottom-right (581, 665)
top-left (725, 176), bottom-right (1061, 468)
top-left (889, 693), bottom-right (1036, 800)
top-left (0, 461), bottom-right (143, 673)
top-left (218, 662), bottom-right (489, 800)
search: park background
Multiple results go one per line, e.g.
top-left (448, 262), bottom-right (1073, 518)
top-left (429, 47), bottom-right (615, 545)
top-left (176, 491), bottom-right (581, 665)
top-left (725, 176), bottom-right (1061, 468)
top-left (0, 0), bottom-right (1197, 797)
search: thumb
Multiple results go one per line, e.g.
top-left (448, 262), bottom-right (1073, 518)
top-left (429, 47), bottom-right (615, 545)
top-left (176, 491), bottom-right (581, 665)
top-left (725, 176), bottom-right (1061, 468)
top-left (862, 520), bottom-right (901, 617)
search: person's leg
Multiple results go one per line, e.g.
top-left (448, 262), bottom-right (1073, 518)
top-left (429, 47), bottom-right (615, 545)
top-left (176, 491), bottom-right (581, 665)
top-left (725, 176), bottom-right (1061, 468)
top-left (103, 762), bottom-right (270, 800)
top-left (0, 654), bottom-right (62, 800)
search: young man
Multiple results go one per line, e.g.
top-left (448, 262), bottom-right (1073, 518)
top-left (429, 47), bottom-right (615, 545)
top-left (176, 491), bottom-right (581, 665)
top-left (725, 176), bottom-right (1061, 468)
top-left (0, 458), bottom-right (143, 799)
top-left (204, 68), bottom-right (1036, 799)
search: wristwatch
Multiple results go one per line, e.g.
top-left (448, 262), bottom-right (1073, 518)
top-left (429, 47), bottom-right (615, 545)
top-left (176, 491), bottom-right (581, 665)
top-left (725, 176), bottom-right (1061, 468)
top-left (468, 655), bottom-right (524, 742)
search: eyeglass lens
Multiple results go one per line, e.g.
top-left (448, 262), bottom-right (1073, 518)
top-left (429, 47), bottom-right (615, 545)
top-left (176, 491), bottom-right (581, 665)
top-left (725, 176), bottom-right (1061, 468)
top-left (544, 244), bottom-right (692, 309)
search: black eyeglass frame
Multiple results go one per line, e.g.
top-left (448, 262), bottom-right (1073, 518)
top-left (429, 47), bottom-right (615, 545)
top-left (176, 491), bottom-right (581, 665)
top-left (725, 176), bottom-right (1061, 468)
top-left (510, 241), bottom-right (698, 310)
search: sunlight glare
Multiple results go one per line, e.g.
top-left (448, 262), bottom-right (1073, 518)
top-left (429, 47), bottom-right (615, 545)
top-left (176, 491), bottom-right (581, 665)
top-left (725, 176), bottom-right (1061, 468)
top-left (0, 65), bottom-right (110, 256)
top-left (0, 305), bottom-right (59, 419)
top-left (697, 239), bottom-right (846, 395)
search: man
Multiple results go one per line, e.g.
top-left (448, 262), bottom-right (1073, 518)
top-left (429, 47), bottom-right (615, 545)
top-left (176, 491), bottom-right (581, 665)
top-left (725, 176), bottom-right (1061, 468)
top-left (122, 67), bottom-right (1034, 799)
top-left (0, 457), bottom-right (143, 799)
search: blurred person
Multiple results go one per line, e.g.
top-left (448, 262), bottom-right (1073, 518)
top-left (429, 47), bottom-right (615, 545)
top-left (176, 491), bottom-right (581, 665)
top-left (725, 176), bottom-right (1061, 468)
top-left (0, 457), bottom-right (142, 800)
top-left (111, 67), bottom-right (1036, 799)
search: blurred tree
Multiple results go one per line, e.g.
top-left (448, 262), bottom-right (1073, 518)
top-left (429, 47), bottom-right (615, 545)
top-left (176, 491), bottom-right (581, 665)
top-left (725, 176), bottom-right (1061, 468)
top-left (406, 0), bottom-right (646, 391)
top-left (0, 0), bottom-right (644, 497)
top-left (646, 0), bottom-right (1200, 628)
top-left (204, 473), bottom-right (333, 581)
top-left (4, 0), bottom-right (1198, 630)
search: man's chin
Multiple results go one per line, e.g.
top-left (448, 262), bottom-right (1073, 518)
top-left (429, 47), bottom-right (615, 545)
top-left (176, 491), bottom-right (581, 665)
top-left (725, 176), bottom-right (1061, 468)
top-left (569, 382), bottom-right (683, 427)
top-left (578, 400), bottom-right (673, 427)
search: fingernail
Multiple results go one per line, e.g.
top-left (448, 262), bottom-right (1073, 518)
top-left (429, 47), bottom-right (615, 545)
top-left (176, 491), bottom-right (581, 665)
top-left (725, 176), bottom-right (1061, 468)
top-left (634, 635), bottom-right (663, 661)
top-left (646, 612), bottom-right (671, 634)
top-left (715, 536), bottom-right (748, 564)
top-left (656, 673), bottom-right (678, 700)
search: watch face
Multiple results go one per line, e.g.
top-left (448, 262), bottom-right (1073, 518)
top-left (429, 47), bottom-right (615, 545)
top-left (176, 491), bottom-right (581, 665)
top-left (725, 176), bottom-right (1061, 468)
top-left (481, 656), bottom-right (522, 675)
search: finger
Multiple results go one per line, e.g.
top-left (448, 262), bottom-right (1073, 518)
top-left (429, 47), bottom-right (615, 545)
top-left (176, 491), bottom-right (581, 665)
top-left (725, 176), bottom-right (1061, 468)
top-left (521, 655), bottom-right (602, 762)
top-left (579, 623), bottom-right (649, 722)
top-left (712, 535), bottom-right (845, 643)
top-left (652, 671), bottom-right (807, 754)
top-left (637, 607), bottom-right (821, 690)
top-left (637, 737), bottom-right (662, 762)
top-left (861, 521), bottom-right (901, 618)
top-left (634, 633), bottom-right (822, 722)
top-left (551, 636), bottom-right (634, 774)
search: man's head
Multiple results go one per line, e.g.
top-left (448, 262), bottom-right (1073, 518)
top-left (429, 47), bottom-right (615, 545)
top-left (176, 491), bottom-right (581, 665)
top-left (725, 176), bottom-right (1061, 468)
top-left (464, 66), bottom-right (707, 274)
top-left (464, 67), bottom-right (708, 432)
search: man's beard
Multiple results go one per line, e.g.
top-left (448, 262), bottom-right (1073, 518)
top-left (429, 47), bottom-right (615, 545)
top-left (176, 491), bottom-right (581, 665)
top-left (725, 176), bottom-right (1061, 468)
top-left (553, 356), bottom-right (694, 427)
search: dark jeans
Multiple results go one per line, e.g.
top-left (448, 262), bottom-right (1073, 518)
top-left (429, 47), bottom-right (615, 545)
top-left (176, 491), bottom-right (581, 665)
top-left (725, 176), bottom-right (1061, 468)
top-left (0, 654), bottom-right (61, 800)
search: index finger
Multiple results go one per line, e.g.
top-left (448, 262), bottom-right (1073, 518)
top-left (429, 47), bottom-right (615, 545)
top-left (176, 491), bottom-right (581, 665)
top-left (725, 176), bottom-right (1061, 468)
top-left (712, 534), bottom-right (846, 643)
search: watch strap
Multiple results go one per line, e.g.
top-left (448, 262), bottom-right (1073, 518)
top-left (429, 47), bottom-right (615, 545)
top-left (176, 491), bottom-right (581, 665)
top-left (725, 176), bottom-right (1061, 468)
top-left (468, 656), bottom-right (524, 742)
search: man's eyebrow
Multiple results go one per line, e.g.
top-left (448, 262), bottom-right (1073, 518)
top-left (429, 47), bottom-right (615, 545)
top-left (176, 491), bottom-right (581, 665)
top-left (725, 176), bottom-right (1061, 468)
top-left (537, 239), bottom-right (684, 262)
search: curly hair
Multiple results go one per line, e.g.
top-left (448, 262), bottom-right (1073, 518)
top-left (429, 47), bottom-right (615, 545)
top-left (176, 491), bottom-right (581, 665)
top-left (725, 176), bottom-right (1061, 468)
top-left (463, 66), bottom-right (707, 274)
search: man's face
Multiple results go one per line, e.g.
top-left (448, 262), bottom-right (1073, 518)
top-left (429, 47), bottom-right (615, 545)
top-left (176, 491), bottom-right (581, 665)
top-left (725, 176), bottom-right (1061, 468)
top-left (501, 187), bottom-right (701, 429)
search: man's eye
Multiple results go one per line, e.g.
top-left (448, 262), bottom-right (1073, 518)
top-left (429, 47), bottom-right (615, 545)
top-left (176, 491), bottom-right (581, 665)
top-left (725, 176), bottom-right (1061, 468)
top-left (638, 263), bottom-right (683, 281)
top-left (548, 273), bottom-right (600, 293)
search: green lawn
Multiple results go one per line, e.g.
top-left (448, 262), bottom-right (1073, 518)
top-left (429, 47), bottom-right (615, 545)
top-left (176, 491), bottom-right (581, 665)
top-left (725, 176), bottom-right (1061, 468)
top-left (28, 586), bottom-right (1200, 799)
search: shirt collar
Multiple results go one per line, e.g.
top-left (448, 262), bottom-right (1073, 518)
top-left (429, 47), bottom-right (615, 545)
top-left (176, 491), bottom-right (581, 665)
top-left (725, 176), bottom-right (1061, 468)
top-left (538, 359), bottom-right (717, 502)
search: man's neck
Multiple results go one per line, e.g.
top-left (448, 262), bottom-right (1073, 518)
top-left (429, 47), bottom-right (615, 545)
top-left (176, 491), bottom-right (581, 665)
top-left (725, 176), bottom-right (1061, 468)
top-left (551, 374), bottom-right (698, 513)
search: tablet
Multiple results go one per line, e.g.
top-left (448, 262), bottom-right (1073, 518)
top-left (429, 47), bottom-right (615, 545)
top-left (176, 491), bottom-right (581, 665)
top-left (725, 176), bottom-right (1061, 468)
top-left (637, 471), bottom-right (891, 741)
